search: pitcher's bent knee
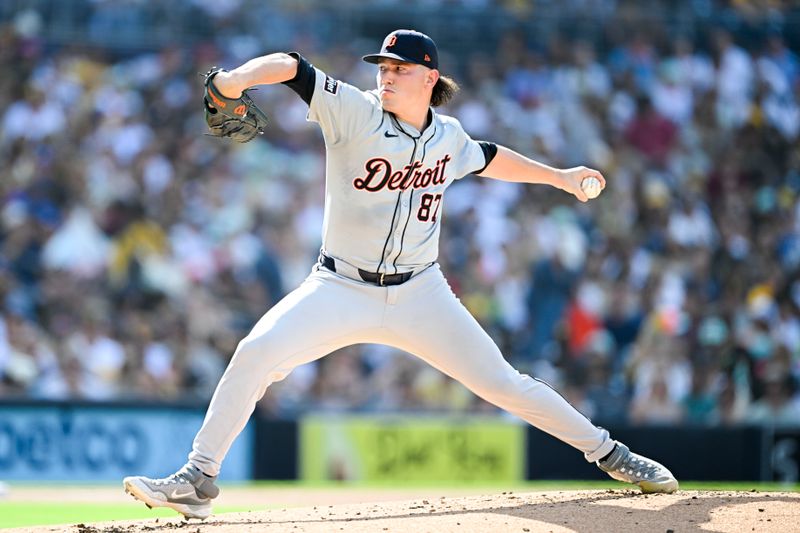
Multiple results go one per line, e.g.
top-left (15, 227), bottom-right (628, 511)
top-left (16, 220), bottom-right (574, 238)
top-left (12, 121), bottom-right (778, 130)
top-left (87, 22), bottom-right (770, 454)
top-left (228, 336), bottom-right (285, 377)
top-left (230, 332), bottom-right (328, 385)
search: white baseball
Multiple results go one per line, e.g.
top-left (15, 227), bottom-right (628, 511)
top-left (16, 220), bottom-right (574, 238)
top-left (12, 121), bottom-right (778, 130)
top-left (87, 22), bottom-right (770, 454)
top-left (581, 176), bottom-right (603, 199)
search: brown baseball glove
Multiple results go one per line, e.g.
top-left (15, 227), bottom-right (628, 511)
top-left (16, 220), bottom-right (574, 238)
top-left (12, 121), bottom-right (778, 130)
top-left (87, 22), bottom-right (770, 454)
top-left (203, 67), bottom-right (269, 143)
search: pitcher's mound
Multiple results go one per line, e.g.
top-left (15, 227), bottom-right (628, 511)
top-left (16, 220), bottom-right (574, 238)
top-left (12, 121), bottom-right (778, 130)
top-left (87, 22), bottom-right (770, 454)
top-left (17, 489), bottom-right (800, 533)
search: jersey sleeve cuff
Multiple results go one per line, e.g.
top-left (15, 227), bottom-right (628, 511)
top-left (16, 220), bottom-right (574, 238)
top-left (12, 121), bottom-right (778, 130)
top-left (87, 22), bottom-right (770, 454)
top-left (282, 52), bottom-right (316, 105)
top-left (473, 141), bottom-right (498, 174)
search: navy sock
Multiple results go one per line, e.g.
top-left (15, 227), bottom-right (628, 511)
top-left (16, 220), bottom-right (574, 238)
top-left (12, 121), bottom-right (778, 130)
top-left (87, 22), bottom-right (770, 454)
top-left (599, 444), bottom-right (617, 463)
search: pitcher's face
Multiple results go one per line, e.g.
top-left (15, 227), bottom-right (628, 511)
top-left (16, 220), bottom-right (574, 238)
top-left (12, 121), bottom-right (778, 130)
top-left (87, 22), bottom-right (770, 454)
top-left (376, 58), bottom-right (437, 113)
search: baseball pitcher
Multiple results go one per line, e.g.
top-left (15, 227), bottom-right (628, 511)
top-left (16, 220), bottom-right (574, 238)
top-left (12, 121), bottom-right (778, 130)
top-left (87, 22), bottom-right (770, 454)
top-left (124, 30), bottom-right (678, 520)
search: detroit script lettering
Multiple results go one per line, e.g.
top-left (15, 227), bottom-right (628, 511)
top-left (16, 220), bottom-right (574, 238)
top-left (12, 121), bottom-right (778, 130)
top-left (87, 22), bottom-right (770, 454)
top-left (353, 155), bottom-right (452, 192)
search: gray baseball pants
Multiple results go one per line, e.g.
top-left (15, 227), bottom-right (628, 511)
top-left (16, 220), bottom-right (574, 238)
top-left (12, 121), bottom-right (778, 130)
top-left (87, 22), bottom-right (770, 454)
top-left (189, 264), bottom-right (615, 476)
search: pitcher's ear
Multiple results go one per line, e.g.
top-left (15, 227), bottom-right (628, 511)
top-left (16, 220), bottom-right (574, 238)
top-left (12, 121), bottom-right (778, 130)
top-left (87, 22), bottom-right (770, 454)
top-left (428, 69), bottom-right (440, 87)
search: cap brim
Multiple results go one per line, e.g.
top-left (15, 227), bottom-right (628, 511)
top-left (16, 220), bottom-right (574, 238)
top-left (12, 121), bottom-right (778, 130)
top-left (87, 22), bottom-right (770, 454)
top-left (362, 53), bottom-right (424, 66)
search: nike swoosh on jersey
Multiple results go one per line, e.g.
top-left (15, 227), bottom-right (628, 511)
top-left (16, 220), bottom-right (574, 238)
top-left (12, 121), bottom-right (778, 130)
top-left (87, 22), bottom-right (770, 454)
top-left (384, 131), bottom-right (398, 138)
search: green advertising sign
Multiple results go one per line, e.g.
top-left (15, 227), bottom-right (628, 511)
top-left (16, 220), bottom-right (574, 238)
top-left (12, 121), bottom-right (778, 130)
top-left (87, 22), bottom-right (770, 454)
top-left (300, 415), bottom-right (524, 483)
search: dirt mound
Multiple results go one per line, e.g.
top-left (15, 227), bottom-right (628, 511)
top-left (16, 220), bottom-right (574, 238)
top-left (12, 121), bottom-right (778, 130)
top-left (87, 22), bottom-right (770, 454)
top-left (9, 489), bottom-right (800, 533)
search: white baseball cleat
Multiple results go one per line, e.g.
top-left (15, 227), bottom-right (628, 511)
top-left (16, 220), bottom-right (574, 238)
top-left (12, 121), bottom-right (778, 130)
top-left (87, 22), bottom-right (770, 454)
top-left (597, 442), bottom-right (679, 494)
top-left (123, 463), bottom-right (219, 520)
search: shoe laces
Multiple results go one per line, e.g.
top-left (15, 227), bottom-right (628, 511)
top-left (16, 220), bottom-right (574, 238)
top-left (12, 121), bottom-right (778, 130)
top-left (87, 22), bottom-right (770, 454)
top-left (153, 466), bottom-right (196, 486)
top-left (618, 453), bottom-right (658, 480)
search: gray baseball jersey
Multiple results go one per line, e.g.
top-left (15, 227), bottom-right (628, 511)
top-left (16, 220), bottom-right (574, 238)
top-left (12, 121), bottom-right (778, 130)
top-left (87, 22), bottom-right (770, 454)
top-left (286, 53), bottom-right (491, 274)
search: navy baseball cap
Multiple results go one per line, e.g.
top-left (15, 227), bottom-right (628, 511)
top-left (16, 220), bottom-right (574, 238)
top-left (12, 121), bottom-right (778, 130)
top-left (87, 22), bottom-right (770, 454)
top-left (362, 29), bottom-right (439, 70)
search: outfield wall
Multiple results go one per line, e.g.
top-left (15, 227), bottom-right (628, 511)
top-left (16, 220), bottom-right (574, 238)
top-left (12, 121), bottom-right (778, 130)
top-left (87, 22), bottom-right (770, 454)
top-left (1, 402), bottom-right (798, 483)
top-left (261, 415), bottom-right (800, 484)
top-left (0, 402), bottom-right (253, 482)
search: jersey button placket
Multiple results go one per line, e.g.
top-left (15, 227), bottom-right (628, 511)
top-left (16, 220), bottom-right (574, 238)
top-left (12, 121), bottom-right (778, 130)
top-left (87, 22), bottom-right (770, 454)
top-left (393, 143), bottom-right (417, 262)
top-left (381, 130), bottom-right (418, 278)
top-left (393, 194), bottom-right (405, 248)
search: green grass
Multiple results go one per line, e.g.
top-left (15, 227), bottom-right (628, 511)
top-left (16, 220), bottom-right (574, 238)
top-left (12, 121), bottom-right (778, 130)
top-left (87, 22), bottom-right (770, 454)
top-left (0, 503), bottom-right (257, 529)
top-left (0, 480), bottom-right (796, 529)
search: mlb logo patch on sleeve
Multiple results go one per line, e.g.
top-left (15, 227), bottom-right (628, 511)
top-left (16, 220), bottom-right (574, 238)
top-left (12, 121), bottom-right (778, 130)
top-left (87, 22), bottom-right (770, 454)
top-left (324, 75), bottom-right (339, 95)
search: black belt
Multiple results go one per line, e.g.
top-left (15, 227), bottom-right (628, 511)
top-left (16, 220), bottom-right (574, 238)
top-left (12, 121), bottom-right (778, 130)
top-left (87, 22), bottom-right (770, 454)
top-left (320, 254), bottom-right (413, 286)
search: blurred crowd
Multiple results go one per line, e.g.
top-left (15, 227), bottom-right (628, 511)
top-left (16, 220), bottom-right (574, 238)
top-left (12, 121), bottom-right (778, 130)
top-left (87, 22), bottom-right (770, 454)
top-left (1, 1), bottom-right (800, 428)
